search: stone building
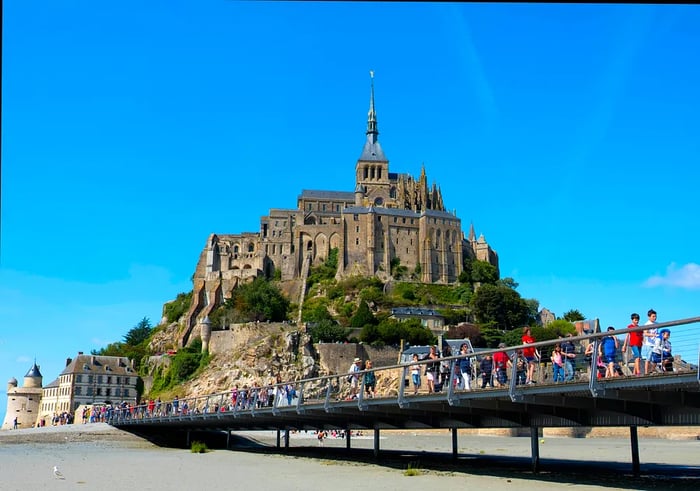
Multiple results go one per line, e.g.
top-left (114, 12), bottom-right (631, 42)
top-left (2, 362), bottom-right (43, 430)
top-left (180, 74), bottom-right (498, 346)
top-left (37, 353), bottom-right (140, 423)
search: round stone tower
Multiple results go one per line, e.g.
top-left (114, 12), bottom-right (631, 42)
top-left (2, 362), bottom-right (43, 430)
top-left (200, 316), bottom-right (212, 353)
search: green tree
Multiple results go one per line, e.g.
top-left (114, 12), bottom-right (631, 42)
top-left (231, 277), bottom-right (290, 322)
top-left (499, 277), bottom-right (519, 290)
top-left (471, 260), bottom-right (499, 284)
top-left (562, 309), bottom-right (585, 322)
top-left (350, 300), bottom-right (376, 327)
top-left (307, 319), bottom-right (349, 343)
top-left (123, 317), bottom-right (153, 346)
top-left (470, 283), bottom-right (530, 331)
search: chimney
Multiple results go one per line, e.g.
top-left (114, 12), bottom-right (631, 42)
top-left (66, 357), bottom-right (72, 367)
top-left (91, 355), bottom-right (96, 365)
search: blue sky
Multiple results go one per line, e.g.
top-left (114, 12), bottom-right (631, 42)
top-left (2, 2), bottom-right (699, 422)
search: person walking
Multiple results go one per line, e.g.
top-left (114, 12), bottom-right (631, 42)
top-left (643, 309), bottom-right (658, 375)
top-left (457, 343), bottom-right (472, 391)
top-left (561, 333), bottom-right (577, 381)
top-left (410, 354), bottom-right (422, 395)
top-left (622, 313), bottom-right (644, 376)
top-left (522, 327), bottom-right (539, 384)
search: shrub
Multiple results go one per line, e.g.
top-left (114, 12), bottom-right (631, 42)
top-left (164, 292), bottom-right (193, 324)
top-left (190, 441), bottom-right (209, 453)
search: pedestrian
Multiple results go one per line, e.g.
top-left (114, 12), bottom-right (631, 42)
top-left (458, 343), bottom-right (472, 391)
top-left (622, 313), bottom-right (643, 376)
top-left (643, 309), bottom-right (658, 375)
top-left (493, 343), bottom-right (510, 387)
top-left (522, 327), bottom-right (539, 384)
top-left (410, 354), bottom-right (421, 395)
top-left (561, 333), bottom-right (577, 381)
top-left (363, 359), bottom-right (376, 398)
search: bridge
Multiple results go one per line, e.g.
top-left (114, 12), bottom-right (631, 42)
top-left (109, 317), bottom-right (700, 475)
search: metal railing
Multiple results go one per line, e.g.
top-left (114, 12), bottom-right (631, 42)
top-left (108, 316), bottom-right (700, 425)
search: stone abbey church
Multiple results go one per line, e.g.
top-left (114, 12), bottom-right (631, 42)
top-left (181, 75), bottom-right (498, 345)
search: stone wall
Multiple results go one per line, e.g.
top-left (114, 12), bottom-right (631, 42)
top-left (315, 343), bottom-right (400, 375)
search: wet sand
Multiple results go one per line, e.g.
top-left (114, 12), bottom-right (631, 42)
top-left (1, 424), bottom-right (699, 490)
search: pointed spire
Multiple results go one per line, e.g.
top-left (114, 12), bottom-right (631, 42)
top-left (359, 70), bottom-right (387, 162)
top-left (366, 69), bottom-right (378, 138)
top-left (469, 223), bottom-right (476, 241)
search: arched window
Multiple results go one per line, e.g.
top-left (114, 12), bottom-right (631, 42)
top-left (248, 243), bottom-right (254, 253)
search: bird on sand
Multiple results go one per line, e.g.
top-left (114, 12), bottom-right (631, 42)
top-left (53, 466), bottom-right (65, 480)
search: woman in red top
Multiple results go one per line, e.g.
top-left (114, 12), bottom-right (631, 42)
top-left (622, 313), bottom-right (643, 375)
top-left (521, 327), bottom-right (539, 384)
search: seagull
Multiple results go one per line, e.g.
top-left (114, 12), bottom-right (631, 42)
top-left (53, 466), bottom-right (65, 480)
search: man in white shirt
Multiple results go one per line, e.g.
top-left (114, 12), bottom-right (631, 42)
top-left (642, 309), bottom-right (657, 375)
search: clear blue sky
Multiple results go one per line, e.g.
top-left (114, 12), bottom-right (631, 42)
top-left (2, 2), bottom-right (699, 422)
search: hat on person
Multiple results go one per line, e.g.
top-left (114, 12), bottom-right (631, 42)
top-left (498, 342), bottom-right (506, 348)
top-left (353, 357), bottom-right (361, 362)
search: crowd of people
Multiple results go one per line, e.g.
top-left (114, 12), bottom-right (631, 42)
top-left (403, 308), bottom-right (675, 394)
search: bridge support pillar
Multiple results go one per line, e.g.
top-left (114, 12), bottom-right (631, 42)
top-left (374, 429), bottom-right (380, 458)
top-left (276, 430), bottom-right (281, 448)
top-left (630, 426), bottom-right (640, 477)
top-left (226, 430), bottom-right (231, 449)
top-left (346, 428), bottom-right (351, 451)
top-left (284, 429), bottom-right (290, 449)
top-left (451, 428), bottom-right (458, 461)
top-left (530, 426), bottom-right (540, 473)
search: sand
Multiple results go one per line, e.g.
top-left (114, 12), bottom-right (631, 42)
top-left (1, 424), bottom-right (699, 490)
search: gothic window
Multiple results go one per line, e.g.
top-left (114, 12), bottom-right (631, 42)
top-left (402, 217), bottom-right (406, 224)
top-left (307, 241), bottom-right (313, 251)
top-left (234, 245), bottom-right (239, 254)
top-left (335, 205), bottom-right (340, 212)
top-left (356, 226), bottom-right (359, 233)
top-left (248, 243), bottom-right (254, 252)
top-left (364, 166), bottom-right (368, 179)
top-left (353, 214), bottom-right (358, 221)
top-left (355, 238), bottom-right (359, 245)
top-left (390, 187), bottom-right (396, 199)
top-left (322, 204), bottom-right (326, 211)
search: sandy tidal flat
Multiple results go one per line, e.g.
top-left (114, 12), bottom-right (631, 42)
top-left (1, 424), bottom-right (699, 491)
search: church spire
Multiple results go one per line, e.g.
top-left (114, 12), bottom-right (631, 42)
top-left (366, 70), bottom-right (378, 139)
top-left (358, 70), bottom-right (387, 162)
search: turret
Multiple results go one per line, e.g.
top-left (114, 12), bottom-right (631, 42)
top-left (23, 361), bottom-right (43, 389)
top-left (7, 376), bottom-right (18, 393)
top-left (200, 316), bottom-right (212, 353)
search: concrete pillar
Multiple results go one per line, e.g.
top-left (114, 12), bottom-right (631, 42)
top-left (630, 426), bottom-right (640, 477)
top-left (276, 429), bottom-right (281, 448)
top-left (452, 428), bottom-right (458, 461)
top-left (530, 427), bottom-right (540, 473)
top-left (374, 429), bottom-right (380, 458)
top-left (346, 429), bottom-right (351, 451)
top-left (284, 429), bottom-right (290, 449)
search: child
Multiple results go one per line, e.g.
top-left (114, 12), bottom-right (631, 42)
top-left (480, 354), bottom-right (494, 389)
top-left (410, 354), bottom-right (421, 395)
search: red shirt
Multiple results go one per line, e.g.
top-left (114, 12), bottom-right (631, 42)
top-left (522, 335), bottom-right (535, 357)
top-left (627, 323), bottom-right (643, 347)
top-left (493, 351), bottom-right (509, 369)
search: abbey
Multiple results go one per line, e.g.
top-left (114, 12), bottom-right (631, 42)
top-left (181, 75), bottom-right (498, 345)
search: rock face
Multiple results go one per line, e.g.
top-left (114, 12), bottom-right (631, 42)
top-left (154, 323), bottom-right (319, 400)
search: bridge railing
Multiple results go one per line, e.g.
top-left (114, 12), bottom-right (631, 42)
top-left (108, 316), bottom-right (700, 424)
